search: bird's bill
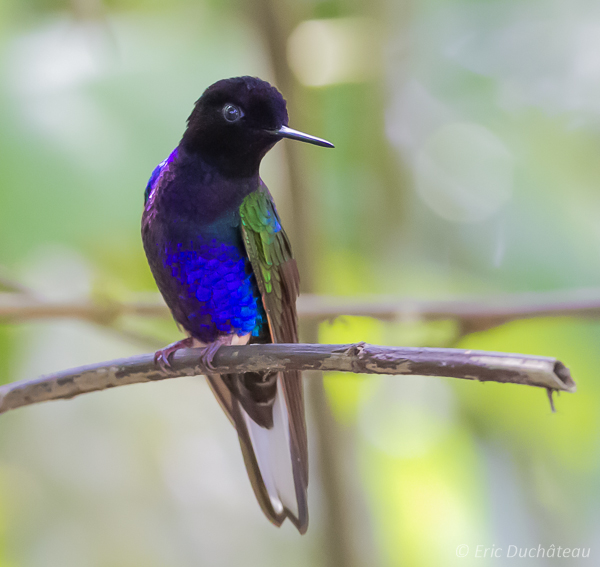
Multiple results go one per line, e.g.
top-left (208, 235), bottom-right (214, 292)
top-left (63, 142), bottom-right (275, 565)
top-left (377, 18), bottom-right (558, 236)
top-left (269, 125), bottom-right (334, 148)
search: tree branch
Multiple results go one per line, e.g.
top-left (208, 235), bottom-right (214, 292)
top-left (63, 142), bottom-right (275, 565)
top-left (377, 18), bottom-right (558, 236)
top-left (298, 289), bottom-right (600, 332)
top-left (0, 343), bottom-right (575, 415)
top-left (3, 289), bottom-right (600, 333)
top-left (0, 293), bottom-right (166, 322)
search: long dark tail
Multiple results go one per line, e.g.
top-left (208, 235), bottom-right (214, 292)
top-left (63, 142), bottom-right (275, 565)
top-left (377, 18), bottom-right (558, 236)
top-left (206, 370), bottom-right (308, 533)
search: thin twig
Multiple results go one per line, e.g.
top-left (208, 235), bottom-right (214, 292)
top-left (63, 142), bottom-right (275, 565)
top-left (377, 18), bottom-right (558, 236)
top-left (0, 270), bottom-right (34, 295)
top-left (0, 343), bottom-right (575, 415)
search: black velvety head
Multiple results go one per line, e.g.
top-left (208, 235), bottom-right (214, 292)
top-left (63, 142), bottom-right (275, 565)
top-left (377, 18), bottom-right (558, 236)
top-left (181, 76), bottom-right (289, 177)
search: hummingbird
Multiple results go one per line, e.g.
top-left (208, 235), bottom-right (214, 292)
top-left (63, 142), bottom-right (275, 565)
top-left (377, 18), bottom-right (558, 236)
top-left (141, 76), bottom-right (333, 533)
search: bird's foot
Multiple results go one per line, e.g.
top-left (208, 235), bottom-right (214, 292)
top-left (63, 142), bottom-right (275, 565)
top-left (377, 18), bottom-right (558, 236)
top-left (154, 337), bottom-right (194, 373)
top-left (197, 337), bottom-right (230, 373)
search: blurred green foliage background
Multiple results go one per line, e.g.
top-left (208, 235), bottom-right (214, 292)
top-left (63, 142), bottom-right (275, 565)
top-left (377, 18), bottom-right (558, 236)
top-left (1, 0), bottom-right (599, 565)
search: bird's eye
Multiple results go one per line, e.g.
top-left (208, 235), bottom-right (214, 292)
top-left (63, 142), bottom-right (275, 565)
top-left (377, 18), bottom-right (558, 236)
top-left (222, 103), bottom-right (243, 123)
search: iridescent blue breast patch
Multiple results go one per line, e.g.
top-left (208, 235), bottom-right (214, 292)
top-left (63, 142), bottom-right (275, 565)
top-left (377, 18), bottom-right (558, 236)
top-left (164, 240), bottom-right (265, 342)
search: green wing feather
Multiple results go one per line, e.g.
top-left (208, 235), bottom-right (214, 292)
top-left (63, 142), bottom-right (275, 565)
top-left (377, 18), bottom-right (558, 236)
top-left (239, 182), bottom-right (308, 532)
top-left (239, 184), bottom-right (300, 343)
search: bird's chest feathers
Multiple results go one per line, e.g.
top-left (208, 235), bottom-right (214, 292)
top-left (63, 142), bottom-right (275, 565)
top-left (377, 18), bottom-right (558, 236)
top-left (163, 234), bottom-right (264, 341)
top-left (150, 156), bottom-right (257, 232)
top-left (142, 156), bottom-right (265, 341)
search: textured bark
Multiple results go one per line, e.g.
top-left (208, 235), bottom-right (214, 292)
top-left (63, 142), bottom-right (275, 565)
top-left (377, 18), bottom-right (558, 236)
top-left (0, 342), bottom-right (575, 415)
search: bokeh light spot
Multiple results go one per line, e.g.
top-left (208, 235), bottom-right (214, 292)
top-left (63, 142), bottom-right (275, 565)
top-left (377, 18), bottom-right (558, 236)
top-left (415, 122), bottom-right (515, 223)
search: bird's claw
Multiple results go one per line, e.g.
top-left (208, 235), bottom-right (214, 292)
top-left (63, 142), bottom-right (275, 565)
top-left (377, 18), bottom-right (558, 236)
top-left (154, 337), bottom-right (226, 375)
top-left (153, 338), bottom-right (194, 374)
top-left (154, 350), bottom-right (172, 373)
top-left (198, 342), bottom-right (222, 373)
